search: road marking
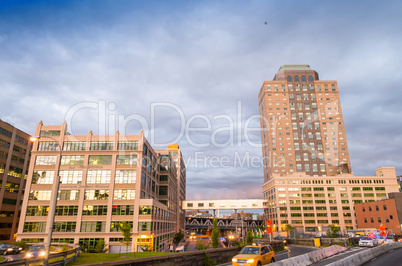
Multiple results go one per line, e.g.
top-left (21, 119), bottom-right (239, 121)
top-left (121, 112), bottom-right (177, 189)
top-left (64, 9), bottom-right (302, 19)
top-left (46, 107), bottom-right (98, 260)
top-left (371, 258), bottom-right (376, 261)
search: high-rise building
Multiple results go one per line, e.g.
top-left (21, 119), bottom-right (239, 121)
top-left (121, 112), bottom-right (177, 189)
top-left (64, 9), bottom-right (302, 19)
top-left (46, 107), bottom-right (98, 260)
top-left (259, 65), bottom-right (351, 182)
top-left (0, 119), bottom-right (32, 241)
top-left (157, 144), bottom-right (186, 232)
top-left (16, 121), bottom-right (185, 253)
top-left (258, 65), bottom-right (399, 233)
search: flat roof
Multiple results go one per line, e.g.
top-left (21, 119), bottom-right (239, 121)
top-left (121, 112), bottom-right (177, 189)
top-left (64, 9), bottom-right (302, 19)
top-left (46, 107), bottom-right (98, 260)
top-left (277, 64), bottom-right (311, 72)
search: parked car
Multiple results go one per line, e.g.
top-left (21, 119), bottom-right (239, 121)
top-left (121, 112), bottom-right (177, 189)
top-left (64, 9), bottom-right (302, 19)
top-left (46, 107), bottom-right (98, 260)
top-left (175, 245), bottom-right (185, 252)
top-left (25, 245), bottom-right (46, 258)
top-left (0, 244), bottom-right (22, 255)
top-left (232, 244), bottom-right (275, 266)
top-left (273, 236), bottom-right (287, 245)
top-left (359, 236), bottom-right (378, 247)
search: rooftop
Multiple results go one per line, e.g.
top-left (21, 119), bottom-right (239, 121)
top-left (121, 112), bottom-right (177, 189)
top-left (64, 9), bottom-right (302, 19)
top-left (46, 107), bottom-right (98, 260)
top-left (277, 64), bottom-right (311, 72)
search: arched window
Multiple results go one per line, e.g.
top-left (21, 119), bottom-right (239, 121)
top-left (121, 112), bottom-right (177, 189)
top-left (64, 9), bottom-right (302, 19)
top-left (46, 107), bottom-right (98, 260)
top-left (308, 76), bottom-right (314, 82)
top-left (294, 76), bottom-right (299, 82)
top-left (301, 76), bottom-right (306, 82)
top-left (287, 76), bottom-right (292, 82)
top-left (278, 77), bottom-right (283, 81)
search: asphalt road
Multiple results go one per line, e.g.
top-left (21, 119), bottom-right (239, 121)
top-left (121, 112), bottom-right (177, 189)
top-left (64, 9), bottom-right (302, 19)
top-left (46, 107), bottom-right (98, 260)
top-left (218, 244), bottom-right (319, 265)
top-left (361, 247), bottom-right (402, 265)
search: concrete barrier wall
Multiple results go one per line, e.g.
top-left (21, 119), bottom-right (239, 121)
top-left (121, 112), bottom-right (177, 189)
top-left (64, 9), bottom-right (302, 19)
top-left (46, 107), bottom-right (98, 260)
top-left (326, 242), bottom-right (402, 266)
top-left (270, 245), bottom-right (347, 266)
top-left (79, 246), bottom-right (239, 266)
top-left (286, 238), bottom-right (349, 247)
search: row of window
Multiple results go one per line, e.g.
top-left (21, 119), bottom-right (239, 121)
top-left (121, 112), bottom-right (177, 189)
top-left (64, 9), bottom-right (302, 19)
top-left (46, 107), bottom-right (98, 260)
top-left (32, 170), bottom-right (136, 184)
top-left (29, 189), bottom-right (136, 201)
top-left (36, 155), bottom-right (138, 166)
top-left (25, 205), bottom-right (155, 216)
top-left (38, 141), bottom-right (138, 151)
top-left (364, 216), bottom-right (392, 223)
top-left (23, 221), bottom-right (154, 233)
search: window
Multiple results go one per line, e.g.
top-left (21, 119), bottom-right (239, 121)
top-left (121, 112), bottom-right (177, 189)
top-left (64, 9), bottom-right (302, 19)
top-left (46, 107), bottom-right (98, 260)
top-left (23, 222), bottom-right (46, 232)
top-left (58, 190), bottom-right (80, 200)
top-left (369, 207), bottom-right (372, 211)
top-left (54, 222), bottom-right (76, 232)
top-left (81, 221), bottom-right (106, 232)
top-left (40, 130), bottom-right (60, 136)
top-left (116, 155), bottom-right (137, 165)
top-left (35, 156), bottom-right (57, 165)
top-left (139, 206), bottom-right (153, 215)
top-left (38, 142), bottom-right (59, 151)
top-left (114, 189), bottom-right (135, 200)
top-left (363, 207), bottom-right (365, 212)
top-left (59, 170), bottom-right (83, 184)
top-left (86, 170), bottom-right (111, 184)
top-left (32, 171), bottom-right (54, 184)
top-left (29, 190), bottom-right (52, 200)
top-left (89, 155), bottom-right (112, 165)
top-left (61, 155), bottom-right (84, 165)
top-left (82, 205), bottom-right (108, 216)
top-left (55, 206), bottom-right (79, 216)
top-left (26, 206), bottom-right (49, 216)
top-left (385, 217), bottom-right (389, 223)
top-left (63, 142), bottom-right (86, 151)
top-left (301, 76), bottom-right (306, 82)
top-left (378, 217), bottom-right (381, 223)
top-left (364, 218), bottom-right (367, 223)
top-left (110, 221), bottom-right (133, 232)
top-left (118, 142), bottom-right (138, 150)
top-left (375, 206), bottom-right (379, 211)
top-left (112, 205), bottom-right (134, 216)
top-left (85, 190), bottom-right (109, 200)
top-left (308, 76), bottom-right (314, 82)
top-left (294, 76), bottom-right (299, 82)
top-left (115, 170), bottom-right (136, 184)
top-left (371, 218), bottom-right (374, 223)
top-left (90, 142), bottom-right (113, 150)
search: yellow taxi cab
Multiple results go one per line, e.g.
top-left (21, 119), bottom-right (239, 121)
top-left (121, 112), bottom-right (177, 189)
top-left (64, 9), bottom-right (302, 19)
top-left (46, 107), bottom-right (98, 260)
top-left (232, 244), bottom-right (275, 266)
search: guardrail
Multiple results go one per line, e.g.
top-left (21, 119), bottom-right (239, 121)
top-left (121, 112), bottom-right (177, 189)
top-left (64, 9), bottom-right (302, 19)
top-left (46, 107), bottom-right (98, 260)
top-left (3, 247), bottom-right (80, 266)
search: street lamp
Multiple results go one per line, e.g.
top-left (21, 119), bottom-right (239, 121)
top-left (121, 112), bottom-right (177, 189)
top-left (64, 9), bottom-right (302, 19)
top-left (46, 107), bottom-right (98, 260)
top-left (30, 136), bottom-right (62, 266)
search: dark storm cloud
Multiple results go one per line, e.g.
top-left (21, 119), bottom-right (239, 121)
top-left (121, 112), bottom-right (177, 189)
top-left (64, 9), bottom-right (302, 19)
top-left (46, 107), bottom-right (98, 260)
top-left (0, 0), bottom-right (401, 201)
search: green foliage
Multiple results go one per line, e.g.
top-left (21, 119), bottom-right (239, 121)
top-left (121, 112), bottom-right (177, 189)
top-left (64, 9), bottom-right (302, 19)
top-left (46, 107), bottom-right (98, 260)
top-left (234, 239), bottom-right (244, 251)
top-left (13, 240), bottom-right (28, 251)
top-left (140, 245), bottom-right (152, 252)
top-left (331, 241), bottom-right (344, 247)
top-left (286, 224), bottom-right (294, 230)
top-left (203, 253), bottom-right (211, 266)
top-left (196, 239), bottom-right (209, 250)
top-left (62, 244), bottom-right (69, 252)
top-left (119, 221), bottom-right (132, 252)
top-left (95, 239), bottom-right (108, 253)
top-left (245, 230), bottom-right (254, 245)
top-left (173, 230), bottom-right (185, 246)
top-left (211, 218), bottom-right (220, 248)
top-left (327, 225), bottom-right (340, 238)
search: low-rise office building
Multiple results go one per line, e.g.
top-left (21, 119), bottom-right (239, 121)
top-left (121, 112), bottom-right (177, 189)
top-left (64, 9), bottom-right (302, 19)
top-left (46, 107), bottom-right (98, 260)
top-left (16, 121), bottom-right (185, 252)
top-left (0, 119), bottom-right (32, 241)
top-left (354, 192), bottom-right (402, 235)
top-left (263, 167), bottom-right (399, 234)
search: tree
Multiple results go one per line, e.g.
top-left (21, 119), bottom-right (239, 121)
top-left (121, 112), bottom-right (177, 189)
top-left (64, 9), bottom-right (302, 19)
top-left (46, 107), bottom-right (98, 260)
top-left (119, 221), bottom-right (132, 253)
top-left (245, 230), bottom-right (254, 245)
top-left (95, 239), bottom-right (108, 253)
top-left (327, 224), bottom-right (340, 238)
top-left (196, 239), bottom-right (209, 250)
top-left (211, 218), bottom-right (220, 248)
top-left (173, 230), bottom-right (185, 246)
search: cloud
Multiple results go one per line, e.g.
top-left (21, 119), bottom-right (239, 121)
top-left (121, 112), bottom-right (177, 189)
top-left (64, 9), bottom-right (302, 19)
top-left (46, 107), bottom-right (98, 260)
top-left (0, 0), bottom-right (401, 205)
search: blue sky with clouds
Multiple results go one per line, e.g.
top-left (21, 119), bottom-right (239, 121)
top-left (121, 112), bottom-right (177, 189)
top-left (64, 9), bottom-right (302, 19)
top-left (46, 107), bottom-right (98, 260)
top-left (1, 0), bottom-right (401, 201)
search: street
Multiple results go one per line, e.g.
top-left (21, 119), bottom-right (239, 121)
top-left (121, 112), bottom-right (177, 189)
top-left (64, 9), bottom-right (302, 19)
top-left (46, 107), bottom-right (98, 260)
top-left (361, 247), bottom-right (402, 265)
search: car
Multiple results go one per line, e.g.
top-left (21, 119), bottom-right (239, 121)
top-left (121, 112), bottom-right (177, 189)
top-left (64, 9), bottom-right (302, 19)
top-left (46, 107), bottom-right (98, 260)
top-left (232, 244), bottom-right (275, 266)
top-left (175, 245), bottom-right (185, 252)
top-left (359, 236), bottom-right (378, 247)
top-left (273, 236), bottom-right (287, 245)
top-left (25, 245), bottom-right (46, 259)
top-left (0, 244), bottom-right (22, 255)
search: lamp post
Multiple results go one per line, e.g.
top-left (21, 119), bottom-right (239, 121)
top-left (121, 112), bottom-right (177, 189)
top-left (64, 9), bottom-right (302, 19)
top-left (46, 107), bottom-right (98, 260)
top-left (30, 136), bottom-right (62, 266)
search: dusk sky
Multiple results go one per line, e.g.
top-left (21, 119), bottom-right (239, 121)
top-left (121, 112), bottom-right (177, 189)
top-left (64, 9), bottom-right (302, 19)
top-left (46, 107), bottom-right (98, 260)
top-left (1, 0), bottom-right (401, 201)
